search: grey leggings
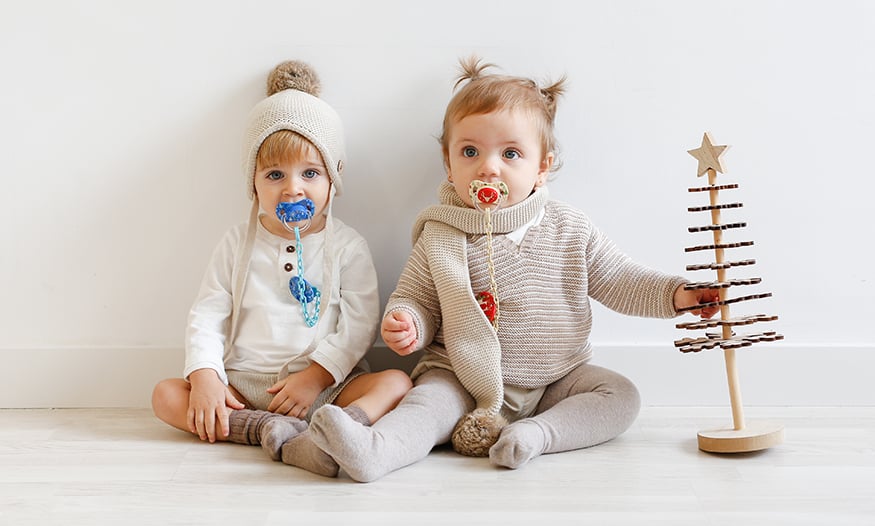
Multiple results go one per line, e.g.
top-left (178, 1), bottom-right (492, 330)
top-left (362, 362), bottom-right (640, 474)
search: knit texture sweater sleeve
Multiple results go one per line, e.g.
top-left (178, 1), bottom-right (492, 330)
top-left (581, 208), bottom-right (686, 319)
top-left (384, 236), bottom-right (440, 350)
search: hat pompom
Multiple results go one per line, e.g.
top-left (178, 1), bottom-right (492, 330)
top-left (267, 61), bottom-right (321, 97)
top-left (451, 408), bottom-right (507, 457)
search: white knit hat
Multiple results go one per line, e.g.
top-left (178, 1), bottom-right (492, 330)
top-left (242, 61), bottom-right (346, 198)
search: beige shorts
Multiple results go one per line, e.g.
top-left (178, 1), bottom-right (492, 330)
top-left (226, 366), bottom-right (366, 421)
top-left (412, 354), bottom-right (545, 422)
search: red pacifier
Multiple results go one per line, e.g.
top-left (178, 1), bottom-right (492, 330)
top-left (469, 180), bottom-right (509, 212)
top-left (476, 291), bottom-right (497, 324)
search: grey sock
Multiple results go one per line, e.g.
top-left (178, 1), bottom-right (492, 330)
top-left (227, 409), bottom-right (274, 446)
top-left (227, 409), bottom-right (307, 459)
top-left (342, 405), bottom-right (371, 427)
top-left (260, 416), bottom-right (308, 460)
top-left (308, 369), bottom-right (474, 482)
top-left (488, 420), bottom-right (546, 469)
top-left (281, 406), bottom-right (371, 477)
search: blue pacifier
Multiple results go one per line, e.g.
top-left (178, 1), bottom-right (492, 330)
top-left (276, 199), bottom-right (315, 233)
top-left (289, 276), bottom-right (317, 304)
top-left (469, 181), bottom-right (509, 212)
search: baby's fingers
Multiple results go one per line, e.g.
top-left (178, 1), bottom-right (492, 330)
top-left (224, 387), bottom-right (245, 410)
top-left (385, 330), bottom-right (414, 348)
top-left (266, 378), bottom-right (286, 394)
top-left (217, 406), bottom-right (232, 438)
top-left (702, 304), bottom-right (720, 319)
top-left (193, 410), bottom-right (208, 441)
top-left (204, 410), bottom-right (219, 443)
top-left (186, 408), bottom-right (198, 435)
top-left (394, 339), bottom-right (419, 356)
top-left (382, 318), bottom-right (409, 333)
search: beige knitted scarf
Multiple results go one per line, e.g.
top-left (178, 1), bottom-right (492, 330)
top-left (412, 182), bottom-right (549, 418)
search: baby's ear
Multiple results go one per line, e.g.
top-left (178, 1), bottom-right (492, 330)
top-left (536, 152), bottom-right (555, 185)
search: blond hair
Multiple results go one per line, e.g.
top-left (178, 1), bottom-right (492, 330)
top-left (439, 56), bottom-right (566, 172)
top-left (254, 130), bottom-right (323, 187)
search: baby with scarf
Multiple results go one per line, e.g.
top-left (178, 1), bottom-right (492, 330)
top-left (304, 56), bottom-right (719, 481)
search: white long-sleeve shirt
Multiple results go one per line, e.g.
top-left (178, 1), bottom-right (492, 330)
top-left (184, 217), bottom-right (379, 386)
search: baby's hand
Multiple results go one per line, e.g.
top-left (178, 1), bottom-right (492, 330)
top-left (266, 373), bottom-right (322, 419)
top-left (674, 285), bottom-right (721, 319)
top-left (381, 310), bottom-right (418, 356)
top-left (187, 369), bottom-right (243, 442)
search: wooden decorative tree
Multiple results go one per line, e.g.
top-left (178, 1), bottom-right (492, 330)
top-left (676, 132), bottom-right (784, 453)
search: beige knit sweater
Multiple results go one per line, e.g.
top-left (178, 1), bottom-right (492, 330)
top-left (387, 182), bottom-right (686, 415)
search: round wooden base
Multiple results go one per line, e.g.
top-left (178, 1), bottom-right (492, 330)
top-left (697, 421), bottom-right (784, 453)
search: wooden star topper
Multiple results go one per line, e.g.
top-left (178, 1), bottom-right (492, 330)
top-left (688, 132), bottom-right (729, 176)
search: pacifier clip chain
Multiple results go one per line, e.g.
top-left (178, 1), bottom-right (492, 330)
top-left (469, 181), bottom-right (509, 330)
top-left (276, 200), bottom-right (321, 328)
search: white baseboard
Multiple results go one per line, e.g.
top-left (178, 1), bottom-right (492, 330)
top-left (0, 347), bottom-right (183, 409)
top-left (1, 343), bottom-right (871, 408)
top-left (589, 342), bottom-right (875, 407)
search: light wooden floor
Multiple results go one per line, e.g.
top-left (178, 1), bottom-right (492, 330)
top-left (1, 407), bottom-right (872, 526)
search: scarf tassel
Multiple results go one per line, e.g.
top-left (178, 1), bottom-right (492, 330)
top-left (451, 409), bottom-right (508, 457)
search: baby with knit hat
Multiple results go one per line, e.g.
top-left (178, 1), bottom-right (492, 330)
top-left (151, 60), bottom-right (411, 477)
top-left (304, 56), bottom-right (719, 482)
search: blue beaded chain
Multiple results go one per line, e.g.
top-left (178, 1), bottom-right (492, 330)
top-left (289, 225), bottom-right (321, 327)
top-left (276, 200), bottom-right (321, 328)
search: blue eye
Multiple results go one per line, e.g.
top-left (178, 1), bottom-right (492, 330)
top-left (302, 169), bottom-right (319, 179)
top-left (503, 149), bottom-right (520, 160)
top-left (267, 170), bottom-right (284, 181)
top-left (463, 146), bottom-right (477, 158)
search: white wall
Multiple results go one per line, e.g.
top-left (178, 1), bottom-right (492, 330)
top-left (2, 0), bottom-right (872, 408)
